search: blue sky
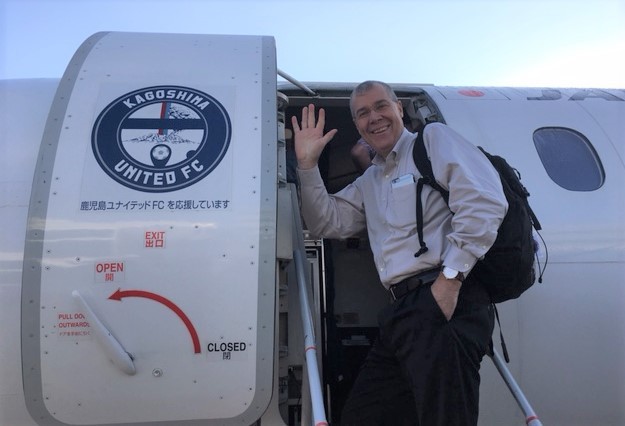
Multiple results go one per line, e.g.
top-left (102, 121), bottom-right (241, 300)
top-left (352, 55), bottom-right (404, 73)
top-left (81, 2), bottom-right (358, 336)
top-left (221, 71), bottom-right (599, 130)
top-left (1, 0), bottom-right (624, 88)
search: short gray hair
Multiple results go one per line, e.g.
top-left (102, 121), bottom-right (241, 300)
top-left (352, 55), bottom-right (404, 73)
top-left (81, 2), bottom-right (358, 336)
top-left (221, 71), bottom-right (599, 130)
top-left (349, 81), bottom-right (398, 117)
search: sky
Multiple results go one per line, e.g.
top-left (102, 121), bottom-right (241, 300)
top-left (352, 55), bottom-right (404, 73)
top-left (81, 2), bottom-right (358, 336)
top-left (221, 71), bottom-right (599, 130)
top-left (1, 0), bottom-right (624, 88)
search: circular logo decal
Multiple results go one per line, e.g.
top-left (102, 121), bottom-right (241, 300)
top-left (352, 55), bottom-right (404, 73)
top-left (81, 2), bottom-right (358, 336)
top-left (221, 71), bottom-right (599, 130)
top-left (92, 85), bottom-right (231, 192)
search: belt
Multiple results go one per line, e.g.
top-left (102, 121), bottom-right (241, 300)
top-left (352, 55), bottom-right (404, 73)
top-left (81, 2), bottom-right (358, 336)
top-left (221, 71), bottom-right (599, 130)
top-left (389, 267), bottom-right (441, 301)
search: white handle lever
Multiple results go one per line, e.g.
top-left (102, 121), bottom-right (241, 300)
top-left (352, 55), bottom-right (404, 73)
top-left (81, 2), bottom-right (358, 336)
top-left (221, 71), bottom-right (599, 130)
top-left (72, 290), bottom-right (136, 375)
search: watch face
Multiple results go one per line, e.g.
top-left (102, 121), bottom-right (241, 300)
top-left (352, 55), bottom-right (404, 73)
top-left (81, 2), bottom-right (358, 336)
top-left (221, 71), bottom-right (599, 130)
top-left (443, 267), bottom-right (455, 279)
top-left (443, 267), bottom-right (462, 281)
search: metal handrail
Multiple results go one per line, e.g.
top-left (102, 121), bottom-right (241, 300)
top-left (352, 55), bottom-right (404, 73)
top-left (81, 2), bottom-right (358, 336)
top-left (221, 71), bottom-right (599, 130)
top-left (289, 184), bottom-right (328, 426)
top-left (490, 349), bottom-right (543, 426)
top-left (277, 69), bottom-right (317, 96)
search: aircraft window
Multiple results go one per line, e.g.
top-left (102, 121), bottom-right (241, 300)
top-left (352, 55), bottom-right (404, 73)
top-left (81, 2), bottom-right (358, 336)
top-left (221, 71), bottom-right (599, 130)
top-left (533, 127), bottom-right (605, 191)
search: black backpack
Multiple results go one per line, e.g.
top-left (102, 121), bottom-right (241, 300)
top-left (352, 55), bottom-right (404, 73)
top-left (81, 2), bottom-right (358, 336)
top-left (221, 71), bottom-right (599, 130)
top-left (412, 124), bottom-right (543, 304)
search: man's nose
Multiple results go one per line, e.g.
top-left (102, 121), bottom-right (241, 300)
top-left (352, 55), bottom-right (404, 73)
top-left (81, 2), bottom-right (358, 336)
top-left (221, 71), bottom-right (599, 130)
top-left (368, 109), bottom-right (382, 122)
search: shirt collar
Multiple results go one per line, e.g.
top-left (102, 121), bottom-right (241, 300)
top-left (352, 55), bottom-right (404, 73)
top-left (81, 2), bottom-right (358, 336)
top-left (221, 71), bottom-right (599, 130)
top-left (371, 128), bottom-right (416, 166)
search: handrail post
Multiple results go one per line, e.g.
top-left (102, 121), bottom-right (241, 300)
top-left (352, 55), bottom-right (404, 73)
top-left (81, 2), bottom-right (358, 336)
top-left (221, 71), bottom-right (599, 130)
top-left (294, 250), bottom-right (328, 426)
top-left (490, 349), bottom-right (543, 426)
top-left (289, 184), bottom-right (328, 426)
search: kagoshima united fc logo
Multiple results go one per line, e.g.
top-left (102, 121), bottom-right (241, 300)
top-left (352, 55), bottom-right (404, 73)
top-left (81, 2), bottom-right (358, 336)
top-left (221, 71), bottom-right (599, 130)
top-left (92, 85), bottom-right (231, 192)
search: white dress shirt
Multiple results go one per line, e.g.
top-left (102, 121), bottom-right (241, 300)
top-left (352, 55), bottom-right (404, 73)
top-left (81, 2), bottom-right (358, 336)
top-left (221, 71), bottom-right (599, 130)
top-left (298, 123), bottom-right (508, 289)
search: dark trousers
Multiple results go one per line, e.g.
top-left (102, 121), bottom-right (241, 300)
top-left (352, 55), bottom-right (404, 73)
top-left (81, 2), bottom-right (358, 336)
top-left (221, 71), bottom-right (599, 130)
top-left (340, 279), bottom-right (494, 426)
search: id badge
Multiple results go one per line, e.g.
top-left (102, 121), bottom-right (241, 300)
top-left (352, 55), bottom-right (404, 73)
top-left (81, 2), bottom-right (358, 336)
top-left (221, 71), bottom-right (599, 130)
top-left (391, 174), bottom-right (415, 189)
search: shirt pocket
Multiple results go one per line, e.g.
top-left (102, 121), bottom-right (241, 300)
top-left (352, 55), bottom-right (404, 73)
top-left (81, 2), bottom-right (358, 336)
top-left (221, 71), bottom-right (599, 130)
top-left (389, 177), bottom-right (417, 229)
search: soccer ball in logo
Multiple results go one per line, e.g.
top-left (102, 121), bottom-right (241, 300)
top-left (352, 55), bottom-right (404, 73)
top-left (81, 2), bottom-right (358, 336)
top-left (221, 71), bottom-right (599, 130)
top-left (151, 144), bottom-right (172, 167)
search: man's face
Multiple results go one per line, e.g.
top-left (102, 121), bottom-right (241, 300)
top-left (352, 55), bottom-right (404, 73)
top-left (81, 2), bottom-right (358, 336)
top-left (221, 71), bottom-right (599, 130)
top-left (352, 84), bottom-right (404, 158)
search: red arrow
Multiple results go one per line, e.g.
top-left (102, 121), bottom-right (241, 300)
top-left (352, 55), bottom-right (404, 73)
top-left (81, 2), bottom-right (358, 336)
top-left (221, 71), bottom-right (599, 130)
top-left (109, 289), bottom-right (201, 354)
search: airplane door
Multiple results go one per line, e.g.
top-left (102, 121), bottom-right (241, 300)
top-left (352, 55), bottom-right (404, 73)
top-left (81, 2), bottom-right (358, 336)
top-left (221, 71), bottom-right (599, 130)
top-left (21, 32), bottom-right (278, 425)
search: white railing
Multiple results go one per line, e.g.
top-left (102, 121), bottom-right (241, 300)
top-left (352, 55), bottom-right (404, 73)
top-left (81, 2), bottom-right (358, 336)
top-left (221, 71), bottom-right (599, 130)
top-left (490, 350), bottom-right (543, 425)
top-left (289, 184), bottom-right (328, 426)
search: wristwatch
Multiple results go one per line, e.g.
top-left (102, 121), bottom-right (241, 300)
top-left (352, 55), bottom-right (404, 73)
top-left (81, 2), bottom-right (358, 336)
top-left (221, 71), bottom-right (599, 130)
top-left (442, 266), bottom-right (464, 282)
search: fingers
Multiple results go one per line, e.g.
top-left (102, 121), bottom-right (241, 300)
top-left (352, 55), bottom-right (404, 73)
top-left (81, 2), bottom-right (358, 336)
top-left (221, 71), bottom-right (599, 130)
top-left (291, 114), bottom-right (300, 132)
top-left (323, 128), bottom-right (338, 144)
top-left (291, 104), bottom-right (337, 148)
top-left (316, 106), bottom-right (326, 131)
top-left (291, 104), bottom-right (322, 133)
top-left (307, 104), bottom-right (316, 129)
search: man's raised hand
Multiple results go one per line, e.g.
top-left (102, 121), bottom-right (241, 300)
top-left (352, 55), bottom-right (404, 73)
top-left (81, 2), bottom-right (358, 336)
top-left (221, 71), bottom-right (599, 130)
top-left (291, 104), bottom-right (338, 170)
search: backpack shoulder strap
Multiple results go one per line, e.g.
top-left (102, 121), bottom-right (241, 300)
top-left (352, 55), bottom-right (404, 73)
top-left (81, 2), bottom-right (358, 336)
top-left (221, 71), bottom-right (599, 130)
top-left (412, 124), bottom-right (449, 257)
top-left (413, 125), bottom-right (449, 202)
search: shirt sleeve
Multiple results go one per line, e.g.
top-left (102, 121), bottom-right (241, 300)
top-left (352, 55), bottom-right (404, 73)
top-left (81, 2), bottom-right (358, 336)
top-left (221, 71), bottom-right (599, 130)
top-left (424, 123), bottom-right (508, 274)
top-left (297, 166), bottom-right (367, 239)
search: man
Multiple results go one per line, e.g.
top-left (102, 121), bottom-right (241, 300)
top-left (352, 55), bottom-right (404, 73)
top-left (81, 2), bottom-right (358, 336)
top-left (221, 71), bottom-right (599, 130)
top-left (350, 137), bottom-right (376, 172)
top-left (292, 81), bottom-right (508, 425)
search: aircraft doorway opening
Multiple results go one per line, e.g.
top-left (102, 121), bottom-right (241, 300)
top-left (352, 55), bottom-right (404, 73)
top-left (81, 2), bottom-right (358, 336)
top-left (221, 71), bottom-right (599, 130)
top-left (282, 90), bottom-right (426, 424)
top-left (309, 236), bottom-right (387, 424)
